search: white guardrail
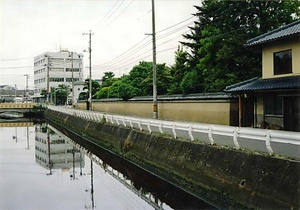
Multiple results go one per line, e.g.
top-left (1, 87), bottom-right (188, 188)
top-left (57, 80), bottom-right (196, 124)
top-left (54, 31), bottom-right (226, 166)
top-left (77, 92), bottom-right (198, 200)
top-left (48, 106), bottom-right (300, 159)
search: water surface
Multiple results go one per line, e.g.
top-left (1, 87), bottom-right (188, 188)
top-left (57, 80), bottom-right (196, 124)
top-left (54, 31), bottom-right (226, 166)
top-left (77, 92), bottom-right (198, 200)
top-left (0, 124), bottom-right (165, 210)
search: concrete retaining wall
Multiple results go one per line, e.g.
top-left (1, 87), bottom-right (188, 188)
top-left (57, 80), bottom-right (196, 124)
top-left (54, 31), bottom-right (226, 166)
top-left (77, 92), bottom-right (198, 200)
top-left (45, 109), bottom-right (300, 209)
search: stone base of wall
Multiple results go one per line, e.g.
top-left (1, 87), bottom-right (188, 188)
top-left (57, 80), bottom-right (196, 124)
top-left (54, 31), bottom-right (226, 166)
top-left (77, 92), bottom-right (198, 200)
top-left (45, 109), bottom-right (300, 209)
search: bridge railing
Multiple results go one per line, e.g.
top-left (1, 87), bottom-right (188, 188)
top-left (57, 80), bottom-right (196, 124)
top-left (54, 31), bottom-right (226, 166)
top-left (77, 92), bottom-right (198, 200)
top-left (0, 103), bottom-right (34, 109)
top-left (48, 106), bottom-right (300, 159)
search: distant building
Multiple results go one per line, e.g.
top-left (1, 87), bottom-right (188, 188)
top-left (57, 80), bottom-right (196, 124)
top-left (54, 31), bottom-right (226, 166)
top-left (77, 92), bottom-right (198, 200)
top-left (225, 20), bottom-right (300, 131)
top-left (0, 87), bottom-right (34, 103)
top-left (0, 85), bottom-right (14, 91)
top-left (33, 49), bottom-right (84, 104)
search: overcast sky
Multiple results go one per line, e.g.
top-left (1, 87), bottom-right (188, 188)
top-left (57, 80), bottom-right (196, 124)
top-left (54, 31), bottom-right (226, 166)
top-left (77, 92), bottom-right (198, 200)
top-left (0, 0), bottom-right (200, 90)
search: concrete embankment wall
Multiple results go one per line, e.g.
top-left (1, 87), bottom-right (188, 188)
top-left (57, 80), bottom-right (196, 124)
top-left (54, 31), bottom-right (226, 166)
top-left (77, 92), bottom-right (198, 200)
top-left (45, 109), bottom-right (300, 209)
top-left (77, 94), bottom-right (239, 126)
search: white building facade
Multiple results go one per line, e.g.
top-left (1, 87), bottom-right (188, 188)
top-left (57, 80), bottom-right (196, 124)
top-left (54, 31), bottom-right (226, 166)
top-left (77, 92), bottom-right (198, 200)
top-left (33, 49), bottom-right (84, 104)
top-left (73, 81), bottom-right (86, 106)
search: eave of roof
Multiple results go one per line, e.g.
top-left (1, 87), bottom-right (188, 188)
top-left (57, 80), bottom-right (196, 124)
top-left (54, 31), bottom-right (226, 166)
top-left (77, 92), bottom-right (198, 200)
top-left (224, 76), bottom-right (300, 93)
top-left (245, 20), bottom-right (300, 47)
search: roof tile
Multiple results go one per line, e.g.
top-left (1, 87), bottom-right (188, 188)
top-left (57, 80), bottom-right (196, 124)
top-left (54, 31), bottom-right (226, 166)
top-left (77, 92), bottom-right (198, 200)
top-left (224, 76), bottom-right (300, 93)
top-left (246, 20), bottom-right (300, 47)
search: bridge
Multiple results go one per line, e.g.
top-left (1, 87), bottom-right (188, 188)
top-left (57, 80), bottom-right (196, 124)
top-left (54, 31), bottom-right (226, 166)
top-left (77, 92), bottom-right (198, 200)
top-left (0, 103), bottom-right (35, 114)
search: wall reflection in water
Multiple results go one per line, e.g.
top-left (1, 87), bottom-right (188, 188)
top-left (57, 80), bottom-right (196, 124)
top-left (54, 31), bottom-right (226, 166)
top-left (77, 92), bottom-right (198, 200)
top-left (48, 124), bottom-right (171, 210)
top-left (0, 123), bottom-right (156, 210)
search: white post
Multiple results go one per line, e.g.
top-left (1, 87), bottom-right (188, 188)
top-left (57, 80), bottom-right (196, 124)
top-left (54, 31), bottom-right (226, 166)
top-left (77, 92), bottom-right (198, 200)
top-left (233, 127), bottom-right (240, 149)
top-left (266, 131), bottom-right (274, 155)
top-left (208, 126), bottom-right (214, 145)
top-left (188, 125), bottom-right (194, 142)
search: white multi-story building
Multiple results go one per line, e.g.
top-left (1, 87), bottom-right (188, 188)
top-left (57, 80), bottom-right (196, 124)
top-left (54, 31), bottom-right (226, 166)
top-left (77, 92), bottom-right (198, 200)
top-left (33, 49), bottom-right (84, 104)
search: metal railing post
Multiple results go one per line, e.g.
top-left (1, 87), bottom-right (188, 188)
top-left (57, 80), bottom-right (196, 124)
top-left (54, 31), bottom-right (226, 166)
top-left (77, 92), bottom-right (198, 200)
top-left (233, 127), bottom-right (240, 149)
top-left (266, 130), bottom-right (274, 155)
top-left (208, 126), bottom-right (214, 145)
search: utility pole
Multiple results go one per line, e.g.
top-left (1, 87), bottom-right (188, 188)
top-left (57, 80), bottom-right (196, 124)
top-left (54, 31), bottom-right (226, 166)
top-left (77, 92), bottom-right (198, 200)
top-left (83, 30), bottom-right (94, 110)
top-left (24, 74), bottom-right (29, 103)
top-left (152, 0), bottom-right (158, 119)
top-left (71, 51), bottom-right (74, 105)
top-left (14, 84), bottom-right (17, 102)
top-left (90, 160), bottom-right (95, 209)
top-left (46, 55), bottom-right (51, 104)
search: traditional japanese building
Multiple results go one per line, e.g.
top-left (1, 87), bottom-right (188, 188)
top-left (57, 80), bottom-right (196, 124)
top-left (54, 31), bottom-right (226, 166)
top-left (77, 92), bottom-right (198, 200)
top-left (225, 20), bottom-right (300, 131)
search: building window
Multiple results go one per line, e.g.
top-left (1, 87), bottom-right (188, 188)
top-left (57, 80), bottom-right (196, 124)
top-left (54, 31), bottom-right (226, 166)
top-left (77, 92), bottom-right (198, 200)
top-left (50, 68), bottom-right (64, 72)
top-left (265, 95), bottom-right (283, 116)
top-left (273, 49), bottom-right (292, 75)
top-left (66, 68), bottom-right (80, 72)
top-left (49, 77), bottom-right (64, 82)
top-left (66, 78), bottom-right (79, 82)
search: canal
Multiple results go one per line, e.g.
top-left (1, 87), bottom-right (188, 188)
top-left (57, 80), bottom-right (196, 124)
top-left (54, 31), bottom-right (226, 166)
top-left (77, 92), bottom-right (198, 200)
top-left (0, 121), bottom-right (214, 210)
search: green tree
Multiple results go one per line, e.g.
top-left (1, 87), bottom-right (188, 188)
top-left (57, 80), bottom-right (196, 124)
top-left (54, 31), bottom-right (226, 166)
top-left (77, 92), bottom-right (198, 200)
top-left (83, 79), bottom-right (100, 99)
top-left (78, 92), bottom-right (87, 100)
top-left (107, 81), bottom-right (121, 98)
top-left (180, 70), bottom-right (201, 94)
top-left (96, 87), bottom-right (109, 99)
top-left (55, 84), bottom-right (70, 105)
top-left (118, 81), bottom-right (139, 100)
top-left (40, 89), bottom-right (47, 98)
top-left (127, 61), bottom-right (152, 96)
top-left (182, 1), bottom-right (300, 92)
top-left (101, 72), bottom-right (117, 88)
top-left (95, 61), bottom-right (172, 100)
top-left (128, 61), bottom-right (172, 96)
top-left (169, 46), bottom-right (190, 94)
top-left (102, 71), bottom-right (115, 82)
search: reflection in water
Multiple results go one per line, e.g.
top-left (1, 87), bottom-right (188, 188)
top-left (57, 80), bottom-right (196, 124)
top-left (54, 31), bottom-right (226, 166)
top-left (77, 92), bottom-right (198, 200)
top-left (0, 123), bottom-right (156, 210)
top-left (34, 124), bottom-right (85, 176)
top-left (49, 125), bottom-right (169, 210)
top-left (1, 122), bottom-right (213, 209)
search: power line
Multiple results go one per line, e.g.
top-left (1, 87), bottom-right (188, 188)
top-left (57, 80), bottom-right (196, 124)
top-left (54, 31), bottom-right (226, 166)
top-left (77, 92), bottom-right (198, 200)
top-left (93, 37), bottom-right (175, 72)
top-left (93, 0), bottom-right (125, 30)
top-left (0, 66), bottom-right (33, 69)
top-left (92, 26), bottom-right (193, 73)
top-left (92, 17), bottom-right (195, 70)
top-left (0, 74), bottom-right (32, 77)
top-left (92, 45), bottom-right (178, 78)
top-left (156, 16), bottom-right (195, 34)
top-left (93, 36), bottom-right (151, 69)
top-left (97, 0), bottom-right (135, 31)
top-left (0, 57), bottom-right (33, 62)
top-left (91, 27), bottom-right (190, 78)
top-left (73, 0), bottom-right (131, 57)
top-left (92, 20), bottom-right (243, 75)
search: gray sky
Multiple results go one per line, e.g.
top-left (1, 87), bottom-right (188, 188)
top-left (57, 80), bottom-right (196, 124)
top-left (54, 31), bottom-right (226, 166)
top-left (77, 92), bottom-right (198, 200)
top-left (0, 0), bottom-right (200, 90)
